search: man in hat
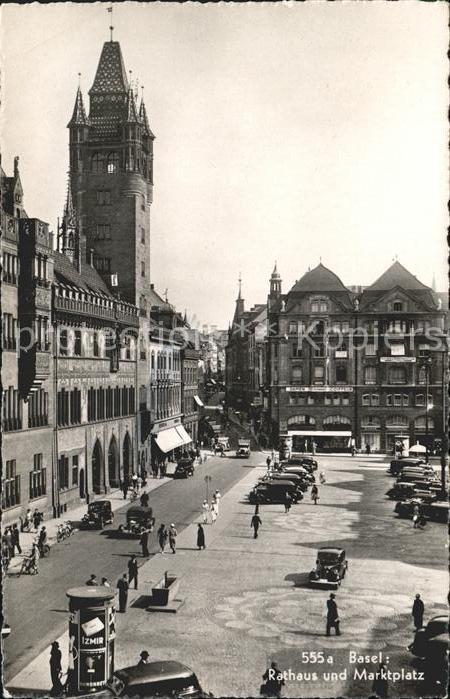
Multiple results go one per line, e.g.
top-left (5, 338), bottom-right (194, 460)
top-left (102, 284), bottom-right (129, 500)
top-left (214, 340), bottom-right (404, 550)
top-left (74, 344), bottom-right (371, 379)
top-left (86, 574), bottom-right (99, 586)
top-left (117, 573), bottom-right (129, 613)
top-left (127, 555), bottom-right (139, 590)
top-left (138, 650), bottom-right (150, 666)
top-left (326, 593), bottom-right (340, 636)
top-left (168, 524), bottom-right (177, 554)
top-left (412, 593), bottom-right (425, 631)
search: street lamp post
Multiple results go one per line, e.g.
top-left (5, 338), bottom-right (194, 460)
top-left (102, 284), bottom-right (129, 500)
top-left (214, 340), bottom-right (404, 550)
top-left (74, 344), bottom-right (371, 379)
top-left (419, 356), bottom-right (432, 465)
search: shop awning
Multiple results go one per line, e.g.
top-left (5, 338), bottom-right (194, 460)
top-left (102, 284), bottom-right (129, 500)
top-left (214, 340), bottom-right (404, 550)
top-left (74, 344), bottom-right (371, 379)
top-left (155, 427), bottom-right (187, 453)
top-left (287, 430), bottom-right (352, 437)
top-left (175, 425), bottom-right (192, 446)
top-left (194, 395), bottom-right (204, 407)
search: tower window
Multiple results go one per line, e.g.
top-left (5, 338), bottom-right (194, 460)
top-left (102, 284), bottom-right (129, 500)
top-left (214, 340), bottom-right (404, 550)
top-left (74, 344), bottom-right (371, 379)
top-left (97, 224), bottom-right (111, 240)
top-left (91, 153), bottom-right (104, 173)
top-left (141, 227), bottom-right (145, 244)
top-left (141, 261), bottom-right (145, 277)
top-left (107, 152), bottom-right (119, 174)
top-left (97, 190), bottom-right (111, 206)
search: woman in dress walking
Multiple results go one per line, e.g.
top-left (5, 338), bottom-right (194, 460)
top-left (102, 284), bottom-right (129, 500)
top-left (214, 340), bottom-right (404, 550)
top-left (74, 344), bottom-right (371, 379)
top-left (157, 524), bottom-right (168, 554)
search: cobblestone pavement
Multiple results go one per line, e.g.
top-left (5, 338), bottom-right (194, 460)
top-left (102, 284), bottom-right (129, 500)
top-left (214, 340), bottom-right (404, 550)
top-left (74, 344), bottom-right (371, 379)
top-left (8, 455), bottom-right (447, 698)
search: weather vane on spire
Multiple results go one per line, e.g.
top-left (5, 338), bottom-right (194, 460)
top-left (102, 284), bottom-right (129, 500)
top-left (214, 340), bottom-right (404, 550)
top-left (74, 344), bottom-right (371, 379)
top-left (78, 72), bottom-right (81, 87)
top-left (107, 5), bottom-right (114, 42)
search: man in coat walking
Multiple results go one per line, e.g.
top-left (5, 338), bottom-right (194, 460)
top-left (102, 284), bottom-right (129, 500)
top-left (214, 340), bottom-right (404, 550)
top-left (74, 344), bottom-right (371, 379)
top-left (117, 573), bottom-right (129, 613)
top-left (251, 513), bottom-right (262, 539)
top-left (11, 524), bottom-right (21, 556)
top-left (412, 594), bottom-right (424, 630)
top-left (140, 528), bottom-right (150, 557)
top-left (127, 556), bottom-right (139, 590)
top-left (326, 593), bottom-right (340, 636)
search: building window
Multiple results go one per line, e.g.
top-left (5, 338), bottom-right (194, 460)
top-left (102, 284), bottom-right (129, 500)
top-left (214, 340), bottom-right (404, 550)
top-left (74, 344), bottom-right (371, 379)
top-left (307, 395), bottom-right (315, 406)
top-left (59, 328), bottom-right (69, 356)
top-left (97, 224), bottom-right (111, 240)
top-left (313, 342), bottom-right (325, 358)
top-left (386, 415), bottom-right (408, 427)
top-left (2, 252), bottom-right (19, 285)
top-left (414, 416), bottom-right (435, 431)
top-left (402, 394), bottom-right (409, 406)
top-left (30, 453), bottom-right (47, 499)
top-left (387, 319), bottom-right (406, 334)
top-left (371, 393), bottom-right (379, 406)
top-left (141, 261), bottom-right (145, 277)
top-left (335, 364), bottom-right (347, 384)
top-left (107, 152), bottom-right (119, 173)
top-left (2, 387), bottom-right (22, 431)
top-left (93, 332), bottom-right (100, 358)
top-left (311, 299), bottom-right (328, 313)
top-left (292, 343), bottom-right (303, 358)
top-left (365, 344), bottom-right (376, 356)
top-left (57, 389), bottom-right (69, 426)
top-left (96, 190), bottom-right (111, 206)
top-left (389, 367), bottom-right (406, 385)
top-left (342, 394), bottom-right (350, 406)
top-left (28, 389), bottom-right (49, 428)
top-left (391, 343), bottom-right (405, 356)
top-left (73, 330), bottom-right (82, 356)
top-left (97, 387), bottom-right (105, 420)
top-left (70, 388), bottom-right (81, 425)
top-left (2, 313), bottom-right (17, 350)
top-left (362, 394), bottom-right (370, 406)
top-left (58, 455), bottom-right (69, 490)
top-left (3, 460), bottom-right (20, 509)
top-left (416, 394), bottom-right (425, 407)
top-left (91, 153), bottom-right (104, 173)
top-left (72, 455), bottom-right (79, 486)
top-left (393, 394), bottom-right (402, 407)
top-left (291, 366), bottom-right (303, 384)
top-left (88, 387), bottom-right (97, 422)
top-left (393, 301), bottom-right (404, 312)
top-left (313, 365), bottom-right (324, 384)
top-left (364, 366), bottom-right (377, 385)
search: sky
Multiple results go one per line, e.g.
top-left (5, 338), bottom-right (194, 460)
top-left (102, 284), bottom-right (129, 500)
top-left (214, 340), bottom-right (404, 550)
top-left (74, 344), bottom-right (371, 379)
top-left (1, 2), bottom-right (448, 329)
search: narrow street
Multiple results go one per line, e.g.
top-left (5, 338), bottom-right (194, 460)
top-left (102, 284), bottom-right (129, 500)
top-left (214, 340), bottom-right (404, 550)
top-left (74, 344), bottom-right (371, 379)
top-left (3, 452), bottom-right (260, 683)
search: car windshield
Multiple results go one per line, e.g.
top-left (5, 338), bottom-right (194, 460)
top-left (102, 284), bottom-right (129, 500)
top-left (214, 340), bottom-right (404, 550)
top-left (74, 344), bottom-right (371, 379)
top-left (318, 552), bottom-right (339, 564)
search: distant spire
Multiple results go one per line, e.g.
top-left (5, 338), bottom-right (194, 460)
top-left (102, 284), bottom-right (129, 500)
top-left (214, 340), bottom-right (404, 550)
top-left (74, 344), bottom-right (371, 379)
top-left (237, 273), bottom-right (242, 300)
top-left (125, 83), bottom-right (139, 123)
top-left (107, 5), bottom-right (114, 42)
top-left (68, 86), bottom-right (89, 127)
top-left (271, 260), bottom-right (281, 280)
top-left (64, 174), bottom-right (75, 218)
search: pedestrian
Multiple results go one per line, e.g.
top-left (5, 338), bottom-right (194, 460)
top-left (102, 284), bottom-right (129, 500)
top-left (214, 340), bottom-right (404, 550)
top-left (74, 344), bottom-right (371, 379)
top-left (25, 508), bottom-right (33, 531)
top-left (131, 472), bottom-right (138, 490)
top-left (140, 528), bottom-right (150, 557)
top-left (140, 491), bottom-right (149, 508)
top-left (251, 513), bottom-right (262, 539)
top-left (214, 490), bottom-right (221, 512)
top-left (211, 500), bottom-right (218, 524)
top-left (86, 574), bottom-right (99, 586)
top-left (412, 594), bottom-right (424, 630)
top-left (128, 555), bottom-right (139, 589)
top-left (168, 524), bottom-right (177, 553)
top-left (312, 440), bottom-right (317, 456)
top-left (202, 500), bottom-right (209, 524)
top-left (160, 462), bottom-right (166, 478)
top-left (157, 523), bottom-right (168, 554)
top-left (101, 577), bottom-right (110, 587)
top-left (28, 542), bottom-right (39, 574)
top-left (261, 661), bottom-right (285, 698)
top-left (326, 593), bottom-right (340, 636)
top-left (311, 484), bottom-right (319, 505)
top-left (284, 492), bottom-right (292, 514)
top-left (49, 641), bottom-right (64, 697)
top-left (366, 443), bottom-right (371, 456)
top-left (152, 462), bottom-right (159, 478)
top-left (38, 526), bottom-right (48, 556)
top-left (350, 444), bottom-right (356, 457)
top-left (4, 527), bottom-right (13, 558)
top-left (136, 475), bottom-right (142, 491)
top-left (65, 635), bottom-right (78, 694)
top-left (138, 650), bottom-right (150, 667)
top-left (371, 663), bottom-right (388, 699)
top-left (266, 456), bottom-right (272, 470)
top-left (11, 523), bottom-right (21, 555)
top-left (122, 478), bottom-right (128, 500)
top-left (33, 508), bottom-right (42, 530)
top-left (319, 472), bottom-right (326, 484)
top-left (197, 523), bottom-right (206, 550)
top-left (141, 468), bottom-right (148, 487)
top-left (412, 503), bottom-right (420, 528)
top-left (117, 573), bottom-right (129, 613)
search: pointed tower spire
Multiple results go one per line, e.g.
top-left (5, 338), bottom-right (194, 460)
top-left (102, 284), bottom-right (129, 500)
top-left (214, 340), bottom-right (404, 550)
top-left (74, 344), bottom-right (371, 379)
top-left (125, 83), bottom-right (139, 123)
top-left (59, 173), bottom-right (80, 270)
top-left (139, 90), bottom-right (155, 139)
top-left (269, 261), bottom-right (282, 308)
top-left (233, 275), bottom-right (245, 326)
top-left (68, 86), bottom-right (90, 127)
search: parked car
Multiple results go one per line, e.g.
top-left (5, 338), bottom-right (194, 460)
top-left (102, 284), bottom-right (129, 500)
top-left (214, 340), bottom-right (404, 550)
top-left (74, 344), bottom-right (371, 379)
top-left (80, 500), bottom-right (114, 530)
top-left (249, 481), bottom-right (301, 504)
top-left (409, 615), bottom-right (448, 658)
top-left (286, 456), bottom-right (318, 471)
top-left (386, 482), bottom-right (440, 502)
top-left (174, 458), bottom-right (195, 479)
top-left (395, 499), bottom-right (449, 523)
top-left (281, 466), bottom-right (315, 483)
top-left (389, 458), bottom-right (424, 476)
top-left (216, 436), bottom-right (230, 452)
top-left (309, 547), bottom-right (348, 589)
top-left (263, 472), bottom-right (309, 493)
top-left (118, 505), bottom-right (155, 536)
top-left (236, 439), bottom-right (251, 458)
top-left (93, 660), bottom-right (211, 698)
top-left (258, 475), bottom-right (304, 500)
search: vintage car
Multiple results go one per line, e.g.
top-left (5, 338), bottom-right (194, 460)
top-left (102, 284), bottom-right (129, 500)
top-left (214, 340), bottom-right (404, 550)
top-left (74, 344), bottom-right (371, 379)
top-left (236, 439), bottom-right (251, 458)
top-left (118, 505), bottom-right (155, 536)
top-left (281, 466), bottom-right (315, 484)
top-left (409, 615), bottom-right (449, 658)
top-left (174, 458), bottom-right (195, 479)
top-left (80, 500), bottom-right (114, 530)
top-left (249, 481), bottom-right (301, 505)
top-left (395, 499), bottom-right (448, 523)
top-left (287, 456), bottom-right (318, 471)
top-left (215, 436), bottom-right (230, 453)
top-left (258, 474), bottom-right (304, 500)
top-left (309, 547), bottom-right (348, 589)
top-left (85, 660), bottom-right (211, 699)
top-left (389, 458), bottom-right (424, 476)
top-left (386, 482), bottom-right (440, 502)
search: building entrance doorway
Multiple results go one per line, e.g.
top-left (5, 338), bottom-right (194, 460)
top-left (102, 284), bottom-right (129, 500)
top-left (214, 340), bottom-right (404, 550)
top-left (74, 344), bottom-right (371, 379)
top-left (92, 439), bottom-right (104, 494)
top-left (108, 436), bottom-right (119, 488)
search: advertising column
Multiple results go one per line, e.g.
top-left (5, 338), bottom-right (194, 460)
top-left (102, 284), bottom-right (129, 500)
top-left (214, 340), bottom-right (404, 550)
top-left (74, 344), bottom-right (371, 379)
top-left (66, 587), bottom-right (116, 694)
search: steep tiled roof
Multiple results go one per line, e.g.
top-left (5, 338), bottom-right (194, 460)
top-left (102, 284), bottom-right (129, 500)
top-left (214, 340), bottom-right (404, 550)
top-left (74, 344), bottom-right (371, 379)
top-left (67, 88), bottom-right (90, 127)
top-left (90, 41), bottom-right (128, 94)
top-left (367, 261), bottom-right (430, 291)
top-left (53, 251), bottom-right (111, 296)
top-left (139, 99), bottom-right (155, 139)
top-left (289, 263), bottom-right (348, 293)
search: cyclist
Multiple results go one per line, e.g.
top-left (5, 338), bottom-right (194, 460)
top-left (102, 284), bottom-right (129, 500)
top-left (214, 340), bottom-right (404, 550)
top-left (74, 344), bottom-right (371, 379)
top-left (22, 542), bottom-right (39, 574)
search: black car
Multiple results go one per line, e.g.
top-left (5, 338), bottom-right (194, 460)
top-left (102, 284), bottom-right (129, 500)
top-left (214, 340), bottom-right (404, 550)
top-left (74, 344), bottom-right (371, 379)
top-left (389, 458), bottom-right (424, 476)
top-left (394, 499), bottom-right (449, 523)
top-left (80, 500), bottom-right (114, 530)
top-left (86, 661), bottom-right (211, 698)
top-left (285, 456), bottom-right (318, 472)
top-left (409, 616), bottom-right (448, 658)
top-left (309, 547), bottom-right (348, 589)
top-left (249, 481), bottom-right (301, 504)
top-left (174, 459), bottom-right (195, 479)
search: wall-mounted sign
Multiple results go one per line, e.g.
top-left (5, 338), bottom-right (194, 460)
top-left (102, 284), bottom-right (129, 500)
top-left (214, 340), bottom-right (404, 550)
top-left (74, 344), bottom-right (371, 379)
top-left (286, 386), bottom-right (354, 393)
top-left (380, 357), bottom-right (416, 363)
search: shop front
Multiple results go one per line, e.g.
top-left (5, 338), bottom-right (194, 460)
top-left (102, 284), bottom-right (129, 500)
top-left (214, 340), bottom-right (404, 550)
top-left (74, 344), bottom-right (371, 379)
top-left (151, 420), bottom-right (192, 466)
top-left (287, 430), bottom-right (352, 454)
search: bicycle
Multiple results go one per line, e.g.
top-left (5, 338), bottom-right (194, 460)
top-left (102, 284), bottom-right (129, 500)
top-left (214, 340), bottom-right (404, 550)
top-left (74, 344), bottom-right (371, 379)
top-left (56, 524), bottom-right (66, 543)
top-left (19, 557), bottom-right (38, 575)
top-left (63, 521), bottom-right (74, 537)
